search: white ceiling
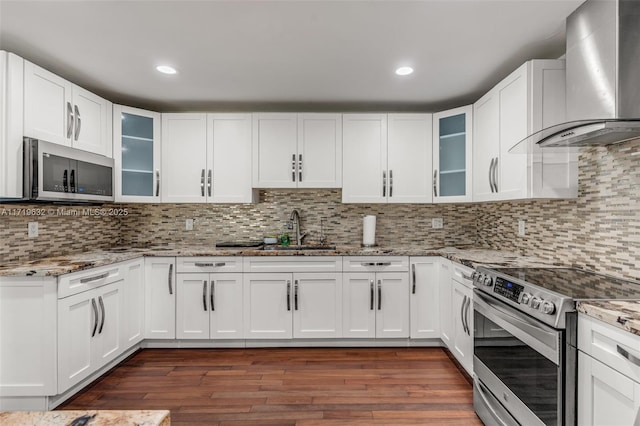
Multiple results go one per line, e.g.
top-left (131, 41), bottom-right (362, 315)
top-left (0, 0), bottom-right (583, 112)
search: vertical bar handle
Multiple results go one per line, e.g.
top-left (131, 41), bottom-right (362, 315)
top-left (155, 170), bottom-right (160, 196)
top-left (433, 170), bottom-right (438, 197)
top-left (98, 296), bottom-right (105, 334)
top-left (200, 169), bottom-right (205, 196)
top-left (292, 154), bottom-right (296, 182)
top-left (493, 157), bottom-right (499, 193)
top-left (298, 154), bottom-right (302, 182)
top-left (74, 104), bottom-right (81, 141)
top-left (389, 170), bottom-right (393, 197)
top-left (294, 280), bottom-right (299, 310)
top-left (382, 171), bottom-right (386, 197)
top-left (207, 169), bottom-right (212, 197)
top-left (210, 281), bottom-right (215, 311)
top-left (460, 295), bottom-right (467, 334)
top-left (287, 280), bottom-right (291, 311)
top-left (63, 170), bottom-right (68, 192)
top-left (202, 280), bottom-right (207, 311)
top-left (377, 280), bottom-right (382, 310)
top-left (489, 158), bottom-right (495, 193)
top-left (370, 280), bottom-right (374, 310)
top-left (465, 296), bottom-right (471, 336)
top-left (66, 102), bottom-right (74, 139)
top-left (412, 264), bottom-right (416, 294)
top-left (91, 298), bottom-right (98, 337)
top-left (168, 264), bottom-right (173, 295)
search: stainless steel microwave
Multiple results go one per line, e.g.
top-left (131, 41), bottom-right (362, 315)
top-left (23, 138), bottom-right (114, 203)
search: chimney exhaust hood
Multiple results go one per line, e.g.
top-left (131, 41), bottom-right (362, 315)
top-left (511, 0), bottom-right (640, 151)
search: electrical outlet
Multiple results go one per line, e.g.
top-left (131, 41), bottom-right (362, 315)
top-left (28, 222), bottom-right (38, 238)
top-left (185, 219), bottom-right (194, 231)
top-left (432, 218), bottom-right (443, 229)
top-left (518, 220), bottom-right (526, 237)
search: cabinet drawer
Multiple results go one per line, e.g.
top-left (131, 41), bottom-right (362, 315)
top-left (451, 261), bottom-right (474, 288)
top-left (177, 257), bottom-right (243, 273)
top-left (58, 263), bottom-right (122, 299)
top-left (342, 257), bottom-right (408, 272)
top-left (578, 314), bottom-right (640, 383)
top-left (243, 256), bottom-right (342, 273)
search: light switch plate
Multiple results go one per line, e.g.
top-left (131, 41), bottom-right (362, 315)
top-left (518, 220), bottom-right (526, 237)
top-left (185, 219), bottom-right (194, 231)
top-left (28, 222), bottom-right (38, 238)
top-left (432, 218), bottom-right (443, 229)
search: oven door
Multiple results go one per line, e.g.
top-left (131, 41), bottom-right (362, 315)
top-left (473, 289), bottom-right (564, 426)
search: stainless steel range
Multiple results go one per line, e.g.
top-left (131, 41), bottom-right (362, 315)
top-left (471, 267), bottom-right (640, 426)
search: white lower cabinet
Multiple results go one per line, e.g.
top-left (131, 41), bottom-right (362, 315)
top-left (451, 279), bottom-right (473, 373)
top-left (342, 272), bottom-right (409, 338)
top-left (293, 273), bottom-right (343, 339)
top-left (144, 257), bottom-right (176, 339)
top-left (176, 272), bottom-right (243, 339)
top-left (409, 257), bottom-right (440, 339)
top-left (438, 259), bottom-right (453, 347)
top-left (121, 259), bottom-right (144, 347)
top-left (57, 280), bottom-right (123, 393)
top-left (243, 273), bottom-right (294, 339)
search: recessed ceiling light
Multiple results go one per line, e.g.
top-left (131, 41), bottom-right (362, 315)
top-left (156, 65), bottom-right (177, 75)
top-left (395, 66), bottom-right (414, 76)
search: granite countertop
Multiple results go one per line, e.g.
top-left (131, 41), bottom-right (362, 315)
top-left (0, 410), bottom-right (170, 425)
top-left (0, 244), bottom-right (559, 278)
top-left (577, 300), bottom-right (640, 337)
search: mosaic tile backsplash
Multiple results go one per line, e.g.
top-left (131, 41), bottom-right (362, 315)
top-left (1, 139), bottom-right (638, 281)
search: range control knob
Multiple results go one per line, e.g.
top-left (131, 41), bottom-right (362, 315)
top-left (530, 297), bottom-right (541, 309)
top-left (483, 276), bottom-right (493, 287)
top-left (541, 301), bottom-right (556, 315)
top-left (471, 272), bottom-right (478, 282)
top-left (520, 292), bottom-right (532, 305)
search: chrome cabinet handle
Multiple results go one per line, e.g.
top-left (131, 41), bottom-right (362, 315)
top-left (194, 262), bottom-right (226, 267)
top-left (411, 264), bottom-right (416, 294)
top-left (74, 104), bottom-right (81, 141)
top-left (376, 262), bottom-right (391, 267)
top-left (202, 280), bottom-right (207, 311)
top-left (200, 169), bottom-right (205, 196)
top-left (91, 298), bottom-right (98, 337)
top-left (493, 157), bottom-right (499, 192)
top-left (460, 295), bottom-right (467, 334)
top-left (465, 296), bottom-right (471, 336)
top-left (433, 170), bottom-right (438, 197)
top-left (389, 170), bottom-right (393, 197)
top-left (292, 154), bottom-right (296, 182)
top-left (298, 154), bottom-right (302, 182)
top-left (361, 262), bottom-right (376, 267)
top-left (80, 272), bottom-right (109, 284)
top-left (489, 158), bottom-right (495, 193)
top-left (214, 280), bottom-right (216, 312)
top-left (382, 171), bottom-right (386, 197)
top-left (66, 102), bottom-right (74, 139)
top-left (617, 345), bottom-right (640, 367)
top-left (377, 280), bottom-right (382, 310)
top-left (207, 169), bottom-right (212, 197)
top-left (370, 280), bottom-right (374, 310)
top-left (155, 170), bottom-right (160, 196)
top-left (294, 280), bottom-right (299, 310)
top-left (287, 280), bottom-right (291, 311)
top-left (98, 296), bottom-right (105, 334)
top-left (168, 264), bottom-right (173, 295)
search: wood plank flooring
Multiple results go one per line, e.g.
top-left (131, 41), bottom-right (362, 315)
top-left (58, 347), bottom-right (482, 425)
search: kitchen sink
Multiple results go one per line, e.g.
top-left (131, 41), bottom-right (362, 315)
top-left (262, 245), bottom-right (337, 251)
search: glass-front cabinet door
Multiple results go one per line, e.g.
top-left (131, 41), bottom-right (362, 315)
top-left (432, 105), bottom-right (473, 203)
top-left (113, 105), bottom-right (161, 202)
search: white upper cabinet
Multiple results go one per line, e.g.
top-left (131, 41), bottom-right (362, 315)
top-left (473, 60), bottom-right (577, 201)
top-left (252, 113), bottom-right (342, 188)
top-left (113, 105), bottom-right (162, 202)
top-left (343, 113), bottom-right (432, 203)
top-left (161, 113), bottom-right (254, 203)
top-left (23, 60), bottom-right (112, 157)
top-left (432, 106), bottom-right (473, 203)
top-left (0, 51), bottom-right (24, 199)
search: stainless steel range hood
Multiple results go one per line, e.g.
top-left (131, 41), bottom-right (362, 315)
top-left (512, 0), bottom-right (640, 150)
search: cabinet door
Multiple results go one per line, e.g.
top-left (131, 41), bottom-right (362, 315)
top-left (93, 281), bottom-right (123, 369)
top-left (342, 114), bottom-right (387, 203)
top-left (297, 114), bottom-right (342, 188)
top-left (410, 258), bottom-right (440, 339)
top-left (452, 280), bottom-right (474, 374)
top-left (243, 273), bottom-right (293, 339)
top-left (209, 114), bottom-right (254, 202)
top-left (432, 105), bottom-right (472, 203)
top-left (342, 272), bottom-right (376, 338)
top-left (578, 352), bottom-right (640, 426)
top-left (376, 272), bottom-right (410, 338)
top-left (293, 273), bottom-right (342, 338)
top-left (252, 113), bottom-right (298, 188)
top-left (122, 259), bottom-right (144, 348)
top-left (57, 291), bottom-right (94, 392)
top-left (439, 260), bottom-right (453, 347)
top-left (161, 113), bottom-right (207, 202)
top-left (472, 92), bottom-right (500, 202)
top-left (71, 85), bottom-right (111, 156)
top-left (0, 51), bottom-right (25, 199)
top-left (387, 114), bottom-right (433, 203)
top-left (209, 273), bottom-right (244, 339)
top-left (23, 61), bottom-right (72, 146)
top-left (0, 278), bottom-right (56, 397)
top-left (176, 274), bottom-right (210, 339)
top-left (114, 105), bottom-right (162, 202)
top-left (144, 258), bottom-right (176, 339)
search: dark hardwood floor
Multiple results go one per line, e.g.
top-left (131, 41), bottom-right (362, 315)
top-left (58, 347), bottom-right (482, 425)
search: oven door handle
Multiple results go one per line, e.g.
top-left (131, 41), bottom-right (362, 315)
top-left (473, 377), bottom-right (512, 426)
top-left (473, 289), bottom-right (561, 365)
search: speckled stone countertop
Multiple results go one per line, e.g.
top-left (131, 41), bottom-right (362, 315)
top-left (0, 244), bottom-right (558, 278)
top-left (577, 301), bottom-right (640, 337)
top-left (0, 410), bottom-right (170, 425)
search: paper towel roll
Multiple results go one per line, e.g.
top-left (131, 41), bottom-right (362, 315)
top-left (362, 215), bottom-right (377, 246)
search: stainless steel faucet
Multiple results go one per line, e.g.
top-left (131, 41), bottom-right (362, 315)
top-left (288, 209), bottom-right (307, 246)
